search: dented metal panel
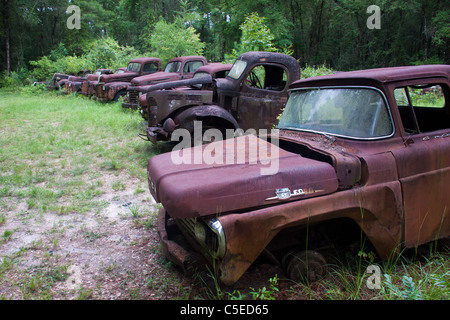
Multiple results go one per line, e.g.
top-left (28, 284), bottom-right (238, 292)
top-left (151, 64), bottom-right (450, 286)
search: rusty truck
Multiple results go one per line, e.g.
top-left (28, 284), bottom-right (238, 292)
top-left (142, 51), bottom-right (301, 144)
top-left (93, 57), bottom-right (162, 102)
top-left (80, 67), bottom-right (127, 97)
top-left (64, 68), bottom-right (114, 94)
top-left (121, 55), bottom-right (208, 110)
top-left (148, 64), bottom-right (450, 285)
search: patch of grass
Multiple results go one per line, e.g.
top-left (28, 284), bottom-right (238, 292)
top-left (1, 230), bottom-right (14, 243)
top-left (112, 181), bottom-right (126, 192)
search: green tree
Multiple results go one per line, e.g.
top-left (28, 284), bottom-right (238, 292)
top-left (226, 12), bottom-right (291, 62)
top-left (145, 18), bottom-right (205, 64)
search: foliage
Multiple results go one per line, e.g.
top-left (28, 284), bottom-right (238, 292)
top-left (0, 69), bottom-right (31, 88)
top-left (249, 275), bottom-right (279, 300)
top-left (146, 18), bottom-right (205, 64)
top-left (1, 0), bottom-right (449, 79)
top-left (301, 64), bottom-right (336, 79)
top-left (226, 12), bottom-right (286, 63)
top-left (83, 37), bottom-right (141, 70)
top-left (29, 37), bottom-right (140, 81)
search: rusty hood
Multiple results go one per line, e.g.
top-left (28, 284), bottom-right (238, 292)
top-left (131, 72), bottom-right (180, 86)
top-left (86, 74), bottom-right (100, 81)
top-left (147, 135), bottom-right (339, 218)
top-left (100, 71), bottom-right (139, 83)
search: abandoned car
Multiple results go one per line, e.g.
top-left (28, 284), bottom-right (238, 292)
top-left (80, 67), bottom-right (127, 97)
top-left (64, 68), bottom-right (114, 94)
top-left (136, 62), bottom-right (232, 122)
top-left (143, 51), bottom-right (301, 144)
top-left (148, 64), bottom-right (450, 285)
top-left (34, 69), bottom-right (92, 91)
top-left (93, 57), bottom-right (162, 102)
top-left (121, 55), bottom-right (208, 110)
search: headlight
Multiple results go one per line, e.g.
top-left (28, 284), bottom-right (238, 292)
top-left (206, 218), bottom-right (226, 259)
top-left (177, 217), bottom-right (226, 259)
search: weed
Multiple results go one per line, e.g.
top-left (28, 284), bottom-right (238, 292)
top-left (249, 275), bottom-right (279, 300)
top-left (1, 230), bottom-right (13, 242)
top-left (112, 181), bottom-right (126, 191)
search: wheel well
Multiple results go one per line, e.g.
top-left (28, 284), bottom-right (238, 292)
top-left (265, 218), bottom-right (376, 262)
top-left (169, 106), bottom-right (239, 134)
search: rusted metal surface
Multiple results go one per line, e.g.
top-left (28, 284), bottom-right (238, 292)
top-left (80, 69), bottom-right (126, 97)
top-left (65, 69), bottom-right (114, 95)
top-left (145, 51), bottom-right (301, 143)
top-left (149, 64), bottom-right (450, 285)
top-left (93, 58), bottom-right (161, 102)
top-left (122, 56), bottom-right (209, 110)
top-left (138, 63), bottom-right (231, 120)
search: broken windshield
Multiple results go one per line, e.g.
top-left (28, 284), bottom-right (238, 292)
top-left (228, 59), bottom-right (247, 80)
top-left (127, 63), bottom-right (141, 72)
top-left (164, 61), bottom-right (182, 73)
top-left (278, 87), bottom-right (394, 139)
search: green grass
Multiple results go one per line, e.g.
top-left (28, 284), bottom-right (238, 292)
top-left (1, 88), bottom-right (448, 300)
top-left (0, 88), bottom-right (176, 299)
top-left (0, 89), bottom-right (157, 216)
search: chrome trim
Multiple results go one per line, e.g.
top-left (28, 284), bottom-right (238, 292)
top-left (207, 218), bottom-right (226, 258)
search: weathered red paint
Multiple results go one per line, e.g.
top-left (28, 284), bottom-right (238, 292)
top-left (150, 64), bottom-right (450, 285)
top-left (144, 51), bottom-right (301, 143)
top-left (122, 56), bottom-right (209, 110)
top-left (65, 69), bottom-right (114, 95)
top-left (93, 58), bottom-right (162, 102)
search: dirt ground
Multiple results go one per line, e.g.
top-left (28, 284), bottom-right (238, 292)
top-left (0, 171), bottom-right (196, 300)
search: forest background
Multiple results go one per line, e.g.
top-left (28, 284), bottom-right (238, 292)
top-left (0, 0), bottom-right (449, 85)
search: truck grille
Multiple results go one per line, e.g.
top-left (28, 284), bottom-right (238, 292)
top-left (148, 97), bottom-right (158, 126)
top-left (81, 82), bottom-right (88, 94)
top-left (95, 84), bottom-right (105, 99)
top-left (128, 89), bottom-right (139, 104)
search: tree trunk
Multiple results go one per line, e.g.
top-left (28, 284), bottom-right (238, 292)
top-left (1, 0), bottom-right (11, 75)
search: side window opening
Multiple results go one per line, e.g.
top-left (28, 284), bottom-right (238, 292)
top-left (245, 65), bottom-right (287, 91)
top-left (143, 63), bottom-right (158, 73)
top-left (184, 61), bottom-right (204, 73)
top-left (394, 84), bottom-right (449, 134)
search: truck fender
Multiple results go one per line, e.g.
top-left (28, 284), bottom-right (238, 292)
top-left (173, 105), bottom-right (239, 134)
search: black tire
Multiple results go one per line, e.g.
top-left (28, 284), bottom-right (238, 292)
top-left (283, 250), bottom-right (327, 282)
top-left (113, 90), bottom-right (126, 102)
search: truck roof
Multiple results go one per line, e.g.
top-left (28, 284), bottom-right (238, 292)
top-left (168, 56), bottom-right (207, 62)
top-left (129, 57), bottom-right (162, 64)
top-left (291, 64), bottom-right (450, 88)
top-left (194, 63), bottom-right (232, 74)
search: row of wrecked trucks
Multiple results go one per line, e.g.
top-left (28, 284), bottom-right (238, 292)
top-left (37, 53), bottom-right (450, 286)
top-left (42, 52), bottom-right (301, 143)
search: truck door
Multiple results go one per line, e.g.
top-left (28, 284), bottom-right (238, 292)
top-left (238, 64), bottom-right (289, 131)
top-left (390, 81), bottom-right (450, 247)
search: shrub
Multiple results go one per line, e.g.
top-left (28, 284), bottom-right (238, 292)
top-left (301, 64), bottom-right (336, 79)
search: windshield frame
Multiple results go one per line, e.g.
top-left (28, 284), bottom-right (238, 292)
top-left (227, 59), bottom-right (248, 80)
top-left (277, 86), bottom-right (395, 141)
